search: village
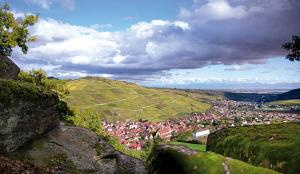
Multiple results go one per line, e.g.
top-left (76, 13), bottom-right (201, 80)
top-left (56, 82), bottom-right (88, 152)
top-left (102, 100), bottom-right (300, 150)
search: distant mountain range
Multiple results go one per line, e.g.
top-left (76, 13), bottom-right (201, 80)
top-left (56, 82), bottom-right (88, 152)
top-left (146, 82), bottom-right (300, 91)
top-left (223, 88), bottom-right (300, 102)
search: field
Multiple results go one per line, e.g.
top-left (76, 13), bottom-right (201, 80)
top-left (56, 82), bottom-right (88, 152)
top-left (207, 123), bottom-right (300, 174)
top-left (64, 77), bottom-right (213, 121)
top-left (266, 99), bottom-right (300, 106)
top-left (168, 142), bottom-right (206, 152)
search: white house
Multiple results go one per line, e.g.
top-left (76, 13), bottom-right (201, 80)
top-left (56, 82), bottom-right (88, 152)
top-left (192, 129), bottom-right (210, 139)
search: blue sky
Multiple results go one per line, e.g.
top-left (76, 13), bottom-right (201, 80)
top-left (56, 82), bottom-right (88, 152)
top-left (10, 0), bottom-right (192, 30)
top-left (8, 0), bottom-right (300, 89)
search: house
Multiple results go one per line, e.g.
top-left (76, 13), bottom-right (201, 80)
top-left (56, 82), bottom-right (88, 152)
top-left (129, 141), bottom-right (142, 150)
top-left (157, 127), bottom-right (173, 141)
top-left (192, 129), bottom-right (210, 139)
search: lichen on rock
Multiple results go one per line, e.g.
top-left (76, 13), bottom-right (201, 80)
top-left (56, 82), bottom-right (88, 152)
top-left (0, 56), bottom-right (20, 80)
top-left (0, 79), bottom-right (60, 153)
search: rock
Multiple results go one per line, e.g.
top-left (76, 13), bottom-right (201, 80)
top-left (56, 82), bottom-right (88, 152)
top-left (0, 80), bottom-right (60, 153)
top-left (0, 56), bottom-right (20, 80)
top-left (146, 144), bottom-right (197, 174)
top-left (22, 125), bottom-right (147, 174)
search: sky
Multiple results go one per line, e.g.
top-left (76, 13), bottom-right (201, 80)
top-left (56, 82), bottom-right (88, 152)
top-left (7, 0), bottom-right (300, 89)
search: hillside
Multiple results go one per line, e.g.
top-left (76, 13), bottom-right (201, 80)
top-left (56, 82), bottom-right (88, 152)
top-left (224, 92), bottom-right (276, 102)
top-left (275, 88), bottom-right (300, 100)
top-left (147, 144), bottom-right (278, 174)
top-left (222, 88), bottom-right (300, 103)
top-left (64, 77), bottom-right (212, 121)
top-left (207, 123), bottom-right (300, 174)
top-left (266, 99), bottom-right (300, 106)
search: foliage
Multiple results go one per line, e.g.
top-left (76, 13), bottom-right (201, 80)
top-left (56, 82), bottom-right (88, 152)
top-left (147, 145), bottom-right (278, 174)
top-left (282, 35), bottom-right (300, 61)
top-left (0, 3), bottom-right (38, 56)
top-left (67, 107), bottom-right (104, 135)
top-left (207, 123), bottom-right (300, 174)
top-left (172, 131), bottom-right (192, 142)
top-left (18, 69), bottom-right (46, 86)
top-left (56, 100), bottom-right (74, 120)
top-left (28, 69), bottom-right (47, 86)
top-left (0, 79), bottom-right (54, 107)
top-left (17, 69), bottom-right (69, 98)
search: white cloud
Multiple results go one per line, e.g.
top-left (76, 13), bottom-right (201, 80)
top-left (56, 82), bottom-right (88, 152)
top-left (180, 0), bottom-right (250, 23)
top-left (12, 0), bottom-right (300, 86)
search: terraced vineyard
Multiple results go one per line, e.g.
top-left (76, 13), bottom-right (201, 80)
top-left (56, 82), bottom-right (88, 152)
top-left (64, 77), bottom-right (215, 121)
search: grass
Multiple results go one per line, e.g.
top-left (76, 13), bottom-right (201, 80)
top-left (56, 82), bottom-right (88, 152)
top-left (147, 145), bottom-right (279, 174)
top-left (207, 123), bottom-right (300, 174)
top-left (168, 142), bottom-right (206, 152)
top-left (266, 99), bottom-right (300, 106)
top-left (64, 77), bottom-right (213, 121)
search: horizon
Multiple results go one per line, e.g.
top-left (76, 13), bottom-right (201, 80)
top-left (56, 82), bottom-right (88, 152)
top-left (8, 0), bottom-right (300, 89)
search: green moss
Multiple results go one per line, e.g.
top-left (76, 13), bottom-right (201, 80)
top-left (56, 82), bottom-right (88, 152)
top-left (0, 59), bottom-right (6, 70)
top-left (0, 79), bottom-right (55, 107)
top-left (95, 143), bottom-right (105, 156)
top-left (43, 153), bottom-right (83, 174)
top-left (207, 123), bottom-right (300, 174)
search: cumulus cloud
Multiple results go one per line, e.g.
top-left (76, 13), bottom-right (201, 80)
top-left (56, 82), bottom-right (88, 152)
top-left (12, 0), bottom-right (300, 82)
top-left (180, 0), bottom-right (249, 22)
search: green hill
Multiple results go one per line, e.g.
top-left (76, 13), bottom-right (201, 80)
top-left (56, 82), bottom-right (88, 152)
top-left (276, 88), bottom-right (300, 101)
top-left (266, 99), bottom-right (300, 106)
top-left (147, 144), bottom-right (278, 174)
top-left (207, 123), bottom-right (300, 174)
top-left (64, 77), bottom-right (212, 121)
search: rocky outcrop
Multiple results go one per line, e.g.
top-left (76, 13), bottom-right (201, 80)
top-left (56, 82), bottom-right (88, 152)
top-left (18, 124), bottom-right (147, 174)
top-left (0, 56), bottom-right (20, 80)
top-left (0, 80), bottom-right (60, 153)
top-left (146, 144), bottom-right (197, 174)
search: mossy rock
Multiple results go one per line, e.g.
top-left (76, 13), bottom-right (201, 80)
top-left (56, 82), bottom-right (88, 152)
top-left (0, 79), bottom-right (60, 153)
top-left (0, 56), bottom-right (20, 80)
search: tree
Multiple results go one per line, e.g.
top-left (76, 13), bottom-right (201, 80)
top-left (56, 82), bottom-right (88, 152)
top-left (0, 2), bottom-right (38, 56)
top-left (282, 35), bottom-right (300, 61)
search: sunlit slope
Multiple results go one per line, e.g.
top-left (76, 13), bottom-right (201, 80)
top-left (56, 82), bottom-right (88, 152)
top-left (65, 77), bottom-right (212, 121)
top-left (267, 99), bottom-right (300, 106)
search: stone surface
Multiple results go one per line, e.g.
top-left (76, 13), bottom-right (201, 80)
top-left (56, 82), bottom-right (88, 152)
top-left (146, 144), bottom-right (197, 174)
top-left (23, 125), bottom-right (147, 174)
top-left (0, 56), bottom-right (20, 80)
top-left (0, 80), bottom-right (60, 153)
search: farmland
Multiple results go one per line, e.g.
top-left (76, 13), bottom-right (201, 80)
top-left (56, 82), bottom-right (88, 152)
top-left (64, 77), bottom-right (213, 121)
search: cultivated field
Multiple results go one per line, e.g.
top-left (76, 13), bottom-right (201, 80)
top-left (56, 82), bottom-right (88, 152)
top-left (266, 99), bottom-right (300, 106)
top-left (65, 77), bottom-right (213, 121)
